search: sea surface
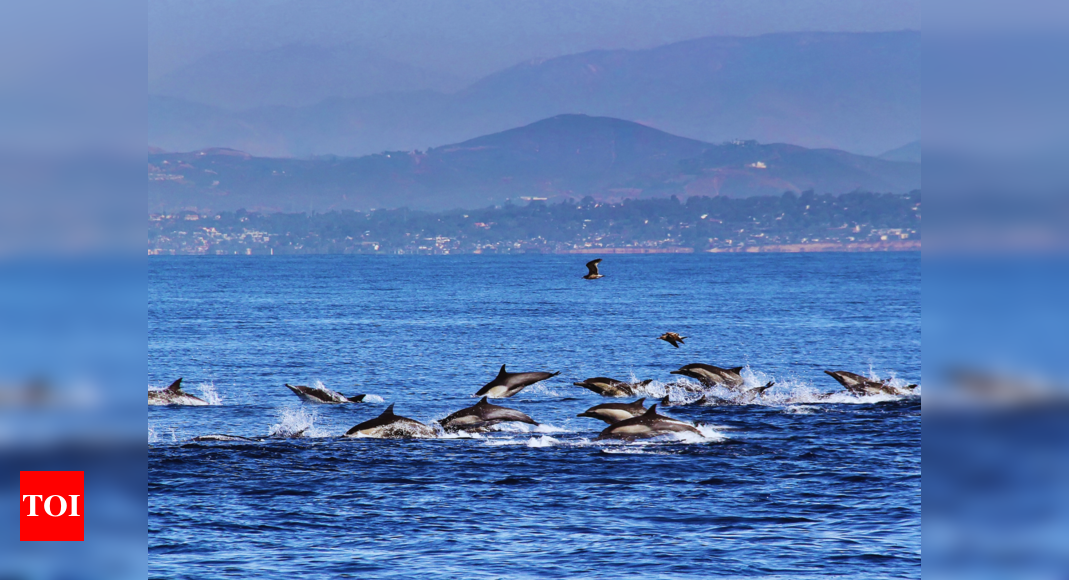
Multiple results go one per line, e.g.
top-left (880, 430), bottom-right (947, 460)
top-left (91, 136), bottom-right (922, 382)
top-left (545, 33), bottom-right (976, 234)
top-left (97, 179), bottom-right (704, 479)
top-left (149, 253), bottom-right (921, 579)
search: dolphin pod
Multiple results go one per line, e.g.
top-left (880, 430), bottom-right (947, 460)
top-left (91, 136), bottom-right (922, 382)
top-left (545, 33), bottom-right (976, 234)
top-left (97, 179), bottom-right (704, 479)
top-left (595, 404), bottom-right (703, 440)
top-left (159, 362), bottom-right (916, 443)
top-left (148, 378), bottom-right (208, 406)
top-left (476, 364), bottom-right (561, 398)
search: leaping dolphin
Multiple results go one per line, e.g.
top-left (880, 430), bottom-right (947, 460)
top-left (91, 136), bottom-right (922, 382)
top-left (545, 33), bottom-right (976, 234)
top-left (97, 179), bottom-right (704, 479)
top-left (670, 364), bottom-right (746, 389)
top-left (148, 378), bottom-right (208, 406)
top-left (583, 259), bottom-right (604, 279)
top-left (285, 383), bottom-right (366, 404)
top-left (344, 404), bottom-right (437, 439)
top-left (595, 404), bottom-right (702, 440)
top-left (572, 377), bottom-right (653, 397)
top-left (577, 398), bottom-right (647, 424)
top-left (438, 397), bottom-right (538, 432)
top-left (475, 364), bottom-right (560, 398)
top-left (824, 370), bottom-right (917, 396)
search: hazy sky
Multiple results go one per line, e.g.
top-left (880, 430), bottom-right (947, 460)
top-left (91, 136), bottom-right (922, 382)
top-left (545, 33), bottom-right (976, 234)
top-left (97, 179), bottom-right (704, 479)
top-left (149, 0), bottom-right (921, 80)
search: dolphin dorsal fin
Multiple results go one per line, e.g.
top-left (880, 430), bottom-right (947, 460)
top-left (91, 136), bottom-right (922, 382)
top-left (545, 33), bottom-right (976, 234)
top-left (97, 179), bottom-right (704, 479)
top-left (382, 403), bottom-right (395, 417)
top-left (477, 396), bottom-right (489, 406)
top-left (498, 364), bottom-right (508, 376)
top-left (645, 404), bottom-right (658, 415)
top-left (166, 378), bottom-right (182, 392)
top-left (730, 366), bottom-right (744, 374)
top-left (633, 398), bottom-right (646, 406)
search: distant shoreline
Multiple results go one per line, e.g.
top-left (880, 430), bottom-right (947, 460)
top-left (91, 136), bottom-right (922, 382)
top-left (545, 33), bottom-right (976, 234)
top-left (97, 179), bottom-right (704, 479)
top-left (149, 241), bottom-right (920, 256)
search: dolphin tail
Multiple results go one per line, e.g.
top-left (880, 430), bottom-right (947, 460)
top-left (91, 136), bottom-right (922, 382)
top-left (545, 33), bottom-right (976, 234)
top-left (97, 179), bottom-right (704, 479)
top-left (166, 378), bottom-right (183, 392)
top-left (549, 371), bottom-right (561, 378)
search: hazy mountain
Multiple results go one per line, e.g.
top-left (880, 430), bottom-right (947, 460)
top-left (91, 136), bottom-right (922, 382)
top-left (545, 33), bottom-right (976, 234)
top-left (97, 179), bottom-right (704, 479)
top-left (149, 114), bottom-right (920, 213)
top-left (879, 141), bottom-right (921, 163)
top-left (149, 44), bottom-right (467, 110)
top-left (149, 31), bottom-right (920, 157)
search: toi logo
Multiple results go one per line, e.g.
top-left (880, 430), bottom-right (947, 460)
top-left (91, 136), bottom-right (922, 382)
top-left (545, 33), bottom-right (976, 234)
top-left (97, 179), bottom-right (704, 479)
top-left (20, 471), bottom-right (84, 541)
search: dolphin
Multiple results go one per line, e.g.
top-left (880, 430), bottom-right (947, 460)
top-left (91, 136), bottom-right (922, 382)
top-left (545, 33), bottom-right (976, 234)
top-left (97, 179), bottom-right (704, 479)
top-left (661, 394), bottom-right (714, 406)
top-left (572, 377), bottom-right (653, 397)
top-left (344, 404), bottom-right (437, 439)
top-left (595, 404), bottom-right (702, 440)
top-left (670, 364), bottom-right (746, 389)
top-left (577, 398), bottom-right (647, 424)
top-left (475, 364), bottom-right (560, 398)
top-left (191, 434), bottom-right (262, 442)
top-left (285, 383), bottom-right (366, 404)
top-left (438, 396), bottom-right (538, 432)
top-left (824, 370), bottom-right (917, 396)
top-left (148, 378), bottom-right (208, 406)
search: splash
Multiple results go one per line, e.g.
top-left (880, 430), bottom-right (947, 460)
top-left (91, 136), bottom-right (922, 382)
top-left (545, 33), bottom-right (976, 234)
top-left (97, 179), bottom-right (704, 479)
top-left (525, 435), bottom-right (560, 448)
top-left (523, 383), bottom-right (566, 398)
top-left (148, 426), bottom-right (157, 444)
top-left (268, 407), bottom-right (322, 438)
top-left (363, 394), bottom-right (385, 403)
top-left (197, 381), bottom-right (223, 405)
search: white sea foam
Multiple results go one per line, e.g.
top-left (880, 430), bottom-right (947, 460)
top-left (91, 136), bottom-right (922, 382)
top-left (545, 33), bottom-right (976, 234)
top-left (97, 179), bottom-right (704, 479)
top-left (363, 394), bottom-right (385, 403)
top-left (526, 435), bottom-right (560, 448)
top-left (491, 422), bottom-right (568, 434)
top-left (148, 426), bottom-right (157, 444)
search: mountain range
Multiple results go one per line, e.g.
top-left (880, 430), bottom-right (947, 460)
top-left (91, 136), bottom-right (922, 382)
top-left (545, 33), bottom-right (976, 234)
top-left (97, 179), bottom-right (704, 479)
top-left (148, 114), bottom-right (920, 213)
top-left (149, 31), bottom-right (920, 158)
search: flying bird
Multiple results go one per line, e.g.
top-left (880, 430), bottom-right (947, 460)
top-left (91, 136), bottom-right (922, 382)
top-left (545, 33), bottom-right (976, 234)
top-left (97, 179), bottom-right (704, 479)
top-left (657, 332), bottom-right (687, 348)
top-left (583, 259), bottom-right (604, 279)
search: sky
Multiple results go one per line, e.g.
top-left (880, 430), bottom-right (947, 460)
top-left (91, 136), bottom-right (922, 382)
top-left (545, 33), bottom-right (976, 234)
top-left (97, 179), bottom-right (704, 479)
top-left (149, 0), bottom-right (922, 81)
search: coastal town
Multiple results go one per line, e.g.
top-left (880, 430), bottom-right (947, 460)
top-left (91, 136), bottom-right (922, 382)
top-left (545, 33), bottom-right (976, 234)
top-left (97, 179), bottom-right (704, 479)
top-left (148, 191), bottom-right (920, 255)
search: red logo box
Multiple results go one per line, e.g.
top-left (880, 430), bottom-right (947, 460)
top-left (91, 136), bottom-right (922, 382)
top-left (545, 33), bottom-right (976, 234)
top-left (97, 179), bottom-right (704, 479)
top-left (20, 471), bottom-right (84, 541)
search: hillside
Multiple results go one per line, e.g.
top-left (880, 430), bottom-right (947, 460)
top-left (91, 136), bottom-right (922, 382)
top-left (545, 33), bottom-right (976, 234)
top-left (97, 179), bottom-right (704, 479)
top-left (149, 31), bottom-right (920, 157)
top-left (148, 115), bottom-right (920, 213)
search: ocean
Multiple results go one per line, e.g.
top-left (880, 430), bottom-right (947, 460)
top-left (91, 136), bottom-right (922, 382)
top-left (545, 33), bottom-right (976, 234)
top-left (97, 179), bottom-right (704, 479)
top-left (149, 253), bottom-right (920, 579)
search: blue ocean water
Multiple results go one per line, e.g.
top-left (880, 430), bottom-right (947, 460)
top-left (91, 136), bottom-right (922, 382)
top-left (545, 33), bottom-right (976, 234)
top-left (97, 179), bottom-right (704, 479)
top-left (149, 253), bottom-right (920, 579)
